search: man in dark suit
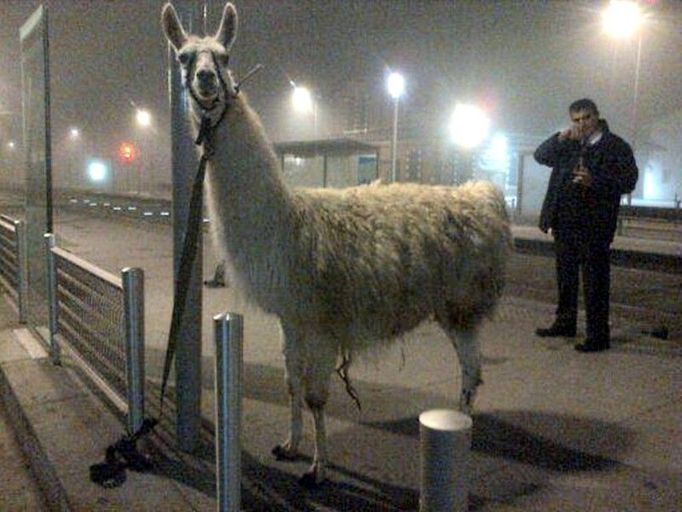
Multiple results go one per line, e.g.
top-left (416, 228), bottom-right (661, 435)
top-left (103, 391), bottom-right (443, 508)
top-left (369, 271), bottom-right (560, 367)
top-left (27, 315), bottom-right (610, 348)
top-left (534, 98), bottom-right (638, 352)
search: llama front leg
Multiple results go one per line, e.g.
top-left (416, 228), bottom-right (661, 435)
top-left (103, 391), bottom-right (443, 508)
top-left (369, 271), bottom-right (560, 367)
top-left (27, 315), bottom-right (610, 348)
top-left (272, 326), bottom-right (304, 461)
top-left (447, 328), bottom-right (482, 415)
top-left (299, 342), bottom-right (337, 488)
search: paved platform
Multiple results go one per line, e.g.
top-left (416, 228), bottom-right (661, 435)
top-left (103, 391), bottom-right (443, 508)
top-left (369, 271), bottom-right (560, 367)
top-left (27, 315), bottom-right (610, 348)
top-left (0, 204), bottom-right (680, 510)
top-left (1, 288), bottom-right (680, 510)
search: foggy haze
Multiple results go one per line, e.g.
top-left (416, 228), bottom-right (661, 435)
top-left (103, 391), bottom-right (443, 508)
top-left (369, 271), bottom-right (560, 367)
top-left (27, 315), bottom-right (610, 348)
top-left (1, 0), bottom-right (681, 175)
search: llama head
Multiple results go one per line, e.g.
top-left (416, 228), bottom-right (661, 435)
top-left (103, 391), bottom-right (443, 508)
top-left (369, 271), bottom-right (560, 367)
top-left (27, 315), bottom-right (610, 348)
top-left (162, 2), bottom-right (238, 114)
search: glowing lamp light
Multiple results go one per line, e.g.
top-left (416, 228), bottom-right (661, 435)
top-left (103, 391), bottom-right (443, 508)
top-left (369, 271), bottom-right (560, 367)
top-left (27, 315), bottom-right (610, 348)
top-left (136, 109), bottom-right (152, 127)
top-left (291, 86), bottom-right (313, 114)
top-left (119, 142), bottom-right (136, 164)
top-left (386, 72), bottom-right (405, 100)
top-left (87, 160), bottom-right (109, 183)
top-left (449, 103), bottom-right (490, 149)
top-left (70, 127), bottom-right (80, 139)
top-left (7, 141), bottom-right (15, 149)
top-left (602, 0), bottom-right (643, 39)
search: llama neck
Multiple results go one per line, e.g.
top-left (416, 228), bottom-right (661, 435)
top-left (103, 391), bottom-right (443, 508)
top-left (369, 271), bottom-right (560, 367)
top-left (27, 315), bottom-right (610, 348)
top-left (198, 93), bottom-right (294, 272)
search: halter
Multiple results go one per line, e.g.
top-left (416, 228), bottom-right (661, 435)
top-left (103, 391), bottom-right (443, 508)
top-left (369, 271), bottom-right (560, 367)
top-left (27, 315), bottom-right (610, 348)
top-left (185, 50), bottom-right (263, 154)
top-left (186, 50), bottom-right (232, 151)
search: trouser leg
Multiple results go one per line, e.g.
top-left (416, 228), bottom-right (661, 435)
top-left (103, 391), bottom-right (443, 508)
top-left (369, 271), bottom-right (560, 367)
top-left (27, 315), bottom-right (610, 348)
top-left (583, 241), bottom-right (611, 342)
top-left (553, 232), bottom-right (579, 327)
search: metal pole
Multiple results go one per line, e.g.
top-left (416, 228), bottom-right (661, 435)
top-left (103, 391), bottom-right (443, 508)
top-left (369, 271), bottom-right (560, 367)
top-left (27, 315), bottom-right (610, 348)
top-left (628, 32), bottom-right (643, 207)
top-left (122, 267), bottom-right (145, 435)
top-left (419, 409), bottom-right (472, 512)
top-left (214, 313), bottom-right (243, 512)
top-left (168, 2), bottom-right (203, 452)
top-left (15, 220), bottom-right (28, 323)
top-left (515, 153), bottom-right (525, 219)
top-left (390, 98), bottom-right (399, 183)
top-left (44, 233), bottom-right (60, 365)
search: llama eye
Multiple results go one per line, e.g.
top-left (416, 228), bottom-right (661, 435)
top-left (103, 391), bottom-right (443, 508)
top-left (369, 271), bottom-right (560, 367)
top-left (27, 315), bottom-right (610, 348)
top-left (178, 53), bottom-right (190, 65)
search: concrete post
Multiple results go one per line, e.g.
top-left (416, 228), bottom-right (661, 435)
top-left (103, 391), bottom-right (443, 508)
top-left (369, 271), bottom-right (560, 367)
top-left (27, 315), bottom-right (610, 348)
top-left (419, 409), bottom-right (472, 512)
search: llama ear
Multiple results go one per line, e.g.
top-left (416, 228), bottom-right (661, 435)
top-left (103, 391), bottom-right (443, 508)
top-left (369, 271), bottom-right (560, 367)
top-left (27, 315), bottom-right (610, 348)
top-left (162, 3), bottom-right (187, 52)
top-left (215, 3), bottom-right (238, 49)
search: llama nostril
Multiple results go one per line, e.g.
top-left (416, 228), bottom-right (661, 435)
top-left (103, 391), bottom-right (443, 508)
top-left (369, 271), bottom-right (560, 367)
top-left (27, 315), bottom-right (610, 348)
top-left (197, 69), bottom-right (215, 83)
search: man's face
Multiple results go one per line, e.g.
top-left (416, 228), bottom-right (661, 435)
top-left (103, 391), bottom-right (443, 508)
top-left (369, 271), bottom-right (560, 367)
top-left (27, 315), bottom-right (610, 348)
top-left (570, 109), bottom-right (599, 139)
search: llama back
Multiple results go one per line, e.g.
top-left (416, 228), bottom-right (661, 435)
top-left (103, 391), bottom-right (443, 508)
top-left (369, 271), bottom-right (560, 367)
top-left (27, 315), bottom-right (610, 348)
top-left (280, 180), bottom-right (511, 354)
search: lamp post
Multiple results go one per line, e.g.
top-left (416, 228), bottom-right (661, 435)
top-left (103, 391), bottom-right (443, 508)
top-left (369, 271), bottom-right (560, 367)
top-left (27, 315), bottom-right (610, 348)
top-left (602, 0), bottom-right (644, 205)
top-left (68, 127), bottom-right (79, 189)
top-left (291, 83), bottom-right (317, 138)
top-left (601, 0), bottom-right (644, 147)
top-left (448, 103), bottom-right (490, 185)
top-left (134, 108), bottom-right (152, 195)
top-left (386, 71), bottom-right (405, 183)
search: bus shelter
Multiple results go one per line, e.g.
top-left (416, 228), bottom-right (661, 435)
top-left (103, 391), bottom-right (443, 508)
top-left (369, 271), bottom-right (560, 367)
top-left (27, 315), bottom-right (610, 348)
top-left (274, 138), bottom-right (379, 189)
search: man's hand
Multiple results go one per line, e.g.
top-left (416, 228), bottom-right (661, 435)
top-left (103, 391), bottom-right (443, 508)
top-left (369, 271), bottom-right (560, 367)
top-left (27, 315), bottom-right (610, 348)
top-left (558, 125), bottom-right (583, 142)
top-left (572, 165), bottom-right (593, 187)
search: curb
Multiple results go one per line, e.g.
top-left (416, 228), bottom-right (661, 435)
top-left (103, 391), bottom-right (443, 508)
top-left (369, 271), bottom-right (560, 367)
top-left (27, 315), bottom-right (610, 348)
top-left (513, 237), bottom-right (682, 274)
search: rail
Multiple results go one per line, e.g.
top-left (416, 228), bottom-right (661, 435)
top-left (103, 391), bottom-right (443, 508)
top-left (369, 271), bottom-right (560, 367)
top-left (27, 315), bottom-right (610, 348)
top-left (45, 233), bottom-right (145, 434)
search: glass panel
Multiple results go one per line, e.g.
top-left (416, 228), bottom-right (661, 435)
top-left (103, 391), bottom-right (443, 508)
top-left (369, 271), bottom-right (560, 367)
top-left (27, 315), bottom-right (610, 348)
top-left (21, 5), bottom-right (52, 328)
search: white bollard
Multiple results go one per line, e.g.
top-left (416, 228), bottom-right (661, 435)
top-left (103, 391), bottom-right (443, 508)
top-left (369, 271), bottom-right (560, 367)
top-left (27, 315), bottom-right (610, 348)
top-left (419, 409), bottom-right (472, 512)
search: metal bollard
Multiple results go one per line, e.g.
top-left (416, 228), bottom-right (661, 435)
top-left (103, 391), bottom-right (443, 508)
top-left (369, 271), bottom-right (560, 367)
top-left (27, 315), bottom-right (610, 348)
top-left (15, 220), bottom-right (28, 323)
top-left (122, 267), bottom-right (145, 435)
top-left (44, 233), bottom-right (60, 365)
top-left (214, 313), bottom-right (243, 512)
top-left (419, 409), bottom-right (472, 512)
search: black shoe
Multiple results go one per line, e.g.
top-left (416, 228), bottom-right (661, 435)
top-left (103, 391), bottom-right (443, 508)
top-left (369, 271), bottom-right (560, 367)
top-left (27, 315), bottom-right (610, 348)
top-left (574, 339), bottom-right (610, 353)
top-left (535, 323), bottom-right (576, 338)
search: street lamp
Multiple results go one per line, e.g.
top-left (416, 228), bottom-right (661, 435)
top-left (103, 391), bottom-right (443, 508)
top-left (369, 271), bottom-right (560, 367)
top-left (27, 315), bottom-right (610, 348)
top-left (602, 0), bottom-right (642, 39)
top-left (602, 0), bottom-right (645, 205)
top-left (601, 0), bottom-right (644, 146)
top-left (291, 83), bottom-right (318, 138)
top-left (135, 108), bottom-right (152, 128)
top-left (7, 141), bottom-right (15, 149)
top-left (448, 103), bottom-right (490, 150)
top-left (448, 103), bottom-right (490, 185)
top-left (386, 71), bottom-right (405, 183)
top-left (68, 128), bottom-right (81, 189)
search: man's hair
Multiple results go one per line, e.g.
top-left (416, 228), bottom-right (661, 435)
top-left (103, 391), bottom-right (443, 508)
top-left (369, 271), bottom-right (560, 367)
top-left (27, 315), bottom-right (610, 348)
top-left (569, 98), bottom-right (599, 117)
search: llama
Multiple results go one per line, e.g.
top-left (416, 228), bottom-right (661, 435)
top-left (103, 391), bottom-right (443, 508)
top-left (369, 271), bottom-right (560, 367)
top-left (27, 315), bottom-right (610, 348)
top-left (162, 2), bottom-right (511, 486)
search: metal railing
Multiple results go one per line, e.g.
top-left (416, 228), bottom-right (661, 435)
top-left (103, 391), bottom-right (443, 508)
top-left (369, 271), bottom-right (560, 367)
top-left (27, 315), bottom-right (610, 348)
top-left (45, 233), bottom-right (145, 434)
top-left (0, 215), bottom-right (28, 321)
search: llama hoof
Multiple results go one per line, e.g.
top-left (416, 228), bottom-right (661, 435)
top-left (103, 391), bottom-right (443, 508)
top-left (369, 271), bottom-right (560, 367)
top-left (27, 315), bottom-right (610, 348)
top-left (299, 470), bottom-right (326, 489)
top-left (271, 444), bottom-right (299, 461)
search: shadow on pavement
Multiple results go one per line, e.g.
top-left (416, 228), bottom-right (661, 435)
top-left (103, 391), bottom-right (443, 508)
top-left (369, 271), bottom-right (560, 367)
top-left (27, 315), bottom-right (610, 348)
top-left (144, 358), bottom-right (637, 510)
top-left (365, 410), bottom-right (629, 472)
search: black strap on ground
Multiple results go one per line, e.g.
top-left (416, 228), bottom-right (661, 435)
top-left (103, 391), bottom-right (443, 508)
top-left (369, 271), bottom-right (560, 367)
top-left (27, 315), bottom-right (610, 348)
top-left (90, 117), bottom-right (212, 488)
top-left (89, 418), bottom-right (157, 487)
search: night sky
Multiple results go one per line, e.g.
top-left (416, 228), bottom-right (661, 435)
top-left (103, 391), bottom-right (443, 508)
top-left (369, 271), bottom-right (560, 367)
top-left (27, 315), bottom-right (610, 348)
top-left (1, 0), bottom-right (681, 176)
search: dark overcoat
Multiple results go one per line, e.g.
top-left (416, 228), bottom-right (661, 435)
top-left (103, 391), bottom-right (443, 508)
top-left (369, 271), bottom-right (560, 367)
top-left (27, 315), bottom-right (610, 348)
top-left (534, 121), bottom-right (638, 243)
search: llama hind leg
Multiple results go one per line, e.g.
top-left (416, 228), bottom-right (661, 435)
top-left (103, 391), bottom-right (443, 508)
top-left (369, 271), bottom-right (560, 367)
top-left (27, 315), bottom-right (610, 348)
top-left (272, 326), bottom-right (304, 461)
top-left (446, 328), bottom-right (483, 415)
top-left (300, 343), bottom-right (337, 487)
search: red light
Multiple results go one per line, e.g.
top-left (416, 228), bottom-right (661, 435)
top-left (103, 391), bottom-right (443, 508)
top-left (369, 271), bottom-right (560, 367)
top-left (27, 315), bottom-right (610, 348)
top-left (119, 142), bottom-right (136, 164)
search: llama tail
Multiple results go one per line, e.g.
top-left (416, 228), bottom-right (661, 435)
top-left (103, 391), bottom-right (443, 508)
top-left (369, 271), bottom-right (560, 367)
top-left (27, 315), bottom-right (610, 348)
top-left (336, 350), bottom-right (362, 411)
